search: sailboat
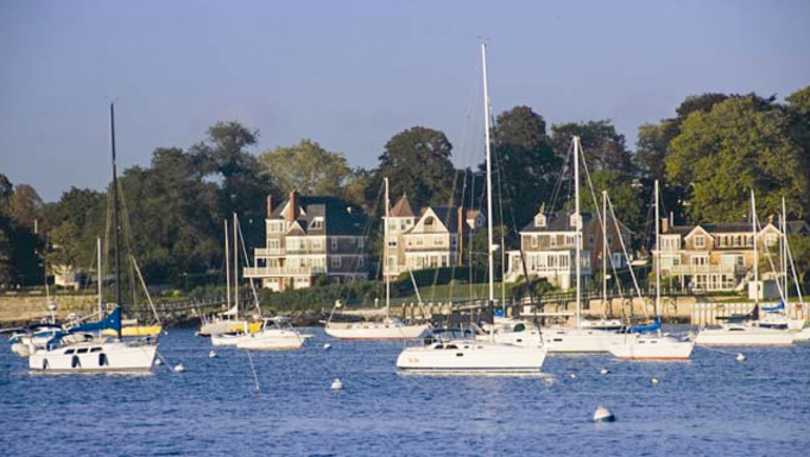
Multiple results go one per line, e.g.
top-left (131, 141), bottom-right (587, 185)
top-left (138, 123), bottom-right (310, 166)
top-left (28, 103), bottom-right (157, 373)
top-left (541, 136), bottom-right (628, 353)
top-left (396, 42), bottom-right (546, 374)
top-left (212, 214), bottom-right (309, 349)
top-left (694, 191), bottom-right (795, 346)
top-left (201, 216), bottom-right (261, 338)
top-left (324, 177), bottom-right (430, 340)
top-left (608, 180), bottom-right (695, 360)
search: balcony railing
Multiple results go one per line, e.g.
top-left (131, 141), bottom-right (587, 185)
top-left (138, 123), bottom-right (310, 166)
top-left (254, 247), bottom-right (284, 257)
top-left (243, 266), bottom-right (326, 277)
top-left (666, 264), bottom-right (744, 275)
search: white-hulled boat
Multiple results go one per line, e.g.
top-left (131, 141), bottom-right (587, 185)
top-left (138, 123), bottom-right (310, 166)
top-left (325, 317), bottom-right (430, 340)
top-left (695, 321), bottom-right (795, 346)
top-left (236, 317), bottom-right (311, 350)
top-left (10, 324), bottom-right (63, 357)
top-left (476, 317), bottom-right (543, 347)
top-left (397, 42), bottom-right (547, 375)
top-left (609, 180), bottom-right (694, 360)
top-left (29, 307), bottom-right (157, 373)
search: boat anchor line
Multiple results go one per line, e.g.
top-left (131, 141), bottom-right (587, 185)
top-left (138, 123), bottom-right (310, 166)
top-left (156, 351), bottom-right (179, 374)
top-left (244, 349), bottom-right (261, 394)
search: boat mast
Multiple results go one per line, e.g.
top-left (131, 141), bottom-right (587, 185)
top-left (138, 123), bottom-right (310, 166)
top-left (654, 180), bottom-right (661, 320)
top-left (602, 190), bottom-right (608, 317)
top-left (233, 212), bottom-right (239, 318)
top-left (224, 219), bottom-right (231, 310)
top-left (574, 136), bottom-right (581, 328)
top-left (782, 196), bottom-right (788, 302)
top-left (751, 190), bottom-right (758, 309)
top-left (384, 177), bottom-right (391, 318)
top-left (481, 41), bottom-right (495, 306)
top-left (97, 237), bottom-right (103, 318)
top-left (110, 103), bottom-right (122, 339)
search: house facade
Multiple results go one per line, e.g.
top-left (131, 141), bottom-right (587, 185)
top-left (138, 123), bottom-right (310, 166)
top-left (383, 195), bottom-right (482, 278)
top-left (654, 218), bottom-right (808, 293)
top-left (504, 209), bottom-right (631, 290)
top-left (244, 192), bottom-right (369, 291)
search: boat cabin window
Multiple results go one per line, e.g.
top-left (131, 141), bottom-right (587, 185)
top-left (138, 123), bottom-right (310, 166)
top-left (90, 347), bottom-right (102, 352)
top-left (77, 348), bottom-right (89, 354)
top-left (445, 344), bottom-right (459, 350)
top-left (513, 323), bottom-right (526, 332)
top-left (64, 349), bottom-right (75, 355)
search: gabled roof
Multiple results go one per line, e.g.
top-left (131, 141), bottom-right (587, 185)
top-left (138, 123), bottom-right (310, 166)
top-left (521, 212), bottom-right (593, 233)
top-left (390, 194), bottom-right (416, 218)
top-left (269, 194), bottom-right (367, 236)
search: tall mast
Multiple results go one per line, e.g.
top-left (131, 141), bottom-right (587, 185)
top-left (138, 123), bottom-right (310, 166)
top-left (654, 180), bottom-right (661, 318)
top-left (751, 190), bottom-right (758, 308)
top-left (574, 136), bottom-right (581, 328)
top-left (481, 41), bottom-right (495, 305)
top-left (224, 219), bottom-right (231, 309)
top-left (233, 212), bottom-right (239, 318)
top-left (779, 195), bottom-right (789, 300)
top-left (602, 190), bottom-right (608, 316)
top-left (97, 237), bottom-right (103, 318)
top-left (110, 103), bottom-right (122, 339)
top-left (384, 177), bottom-right (391, 317)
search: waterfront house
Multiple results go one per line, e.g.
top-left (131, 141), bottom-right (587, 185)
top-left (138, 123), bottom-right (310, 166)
top-left (244, 192), bottom-right (369, 291)
top-left (383, 194), bottom-right (483, 278)
top-left (653, 217), bottom-right (809, 293)
top-left (504, 208), bottom-right (631, 290)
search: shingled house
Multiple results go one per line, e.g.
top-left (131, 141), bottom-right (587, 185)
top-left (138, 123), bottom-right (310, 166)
top-left (383, 194), bottom-right (483, 278)
top-left (243, 192), bottom-right (369, 291)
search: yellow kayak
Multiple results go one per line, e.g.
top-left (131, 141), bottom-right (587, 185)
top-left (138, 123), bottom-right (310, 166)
top-left (102, 325), bottom-right (163, 337)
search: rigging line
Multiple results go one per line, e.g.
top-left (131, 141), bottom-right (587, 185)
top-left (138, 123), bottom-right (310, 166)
top-left (236, 216), bottom-right (262, 316)
top-left (606, 193), bottom-right (645, 303)
top-left (244, 349), bottom-right (261, 394)
top-left (130, 255), bottom-right (161, 327)
top-left (784, 233), bottom-right (805, 303)
top-left (754, 212), bottom-right (788, 304)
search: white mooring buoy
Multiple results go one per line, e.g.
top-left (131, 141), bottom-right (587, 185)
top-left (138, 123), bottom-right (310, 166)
top-left (736, 353), bottom-right (746, 362)
top-left (331, 378), bottom-right (343, 390)
top-left (323, 343), bottom-right (332, 351)
top-left (155, 358), bottom-right (162, 366)
top-left (208, 350), bottom-right (217, 359)
top-left (173, 363), bottom-right (185, 373)
top-left (600, 368), bottom-right (609, 375)
top-left (593, 406), bottom-right (616, 423)
top-left (651, 377), bottom-right (659, 385)
top-left (569, 373), bottom-right (577, 379)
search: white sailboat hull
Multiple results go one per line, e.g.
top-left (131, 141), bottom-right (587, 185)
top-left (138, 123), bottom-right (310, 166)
top-left (542, 327), bottom-right (628, 353)
top-left (29, 340), bottom-right (157, 373)
top-left (324, 322), bottom-right (430, 340)
top-left (608, 334), bottom-right (694, 360)
top-left (235, 329), bottom-right (307, 350)
top-left (694, 326), bottom-right (795, 346)
top-left (792, 327), bottom-right (810, 342)
top-left (210, 333), bottom-right (246, 346)
top-left (396, 340), bottom-right (546, 374)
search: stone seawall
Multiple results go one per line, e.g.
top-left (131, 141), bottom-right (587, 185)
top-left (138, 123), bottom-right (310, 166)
top-left (0, 294), bottom-right (98, 327)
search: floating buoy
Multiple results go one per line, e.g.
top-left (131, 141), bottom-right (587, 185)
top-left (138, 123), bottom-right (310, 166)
top-left (651, 377), bottom-right (659, 385)
top-left (736, 353), bottom-right (746, 362)
top-left (155, 359), bottom-right (162, 366)
top-left (208, 350), bottom-right (217, 359)
top-left (323, 343), bottom-right (332, 350)
top-left (173, 363), bottom-right (185, 373)
top-left (593, 406), bottom-right (616, 423)
top-left (569, 373), bottom-right (577, 379)
top-left (331, 378), bottom-right (343, 390)
top-left (600, 368), bottom-right (609, 375)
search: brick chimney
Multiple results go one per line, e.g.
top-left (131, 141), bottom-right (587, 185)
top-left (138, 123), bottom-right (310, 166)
top-left (286, 191), bottom-right (297, 222)
top-left (266, 195), bottom-right (273, 218)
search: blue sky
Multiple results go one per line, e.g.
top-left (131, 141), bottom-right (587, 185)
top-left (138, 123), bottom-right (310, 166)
top-left (1, 0), bottom-right (809, 202)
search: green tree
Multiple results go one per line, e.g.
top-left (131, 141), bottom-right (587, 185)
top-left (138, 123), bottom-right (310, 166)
top-left (666, 96), bottom-right (809, 222)
top-left (369, 126), bottom-right (456, 211)
top-left (259, 139), bottom-right (352, 197)
top-left (9, 184), bottom-right (44, 230)
top-left (551, 120), bottom-right (634, 174)
top-left (488, 106), bottom-right (559, 230)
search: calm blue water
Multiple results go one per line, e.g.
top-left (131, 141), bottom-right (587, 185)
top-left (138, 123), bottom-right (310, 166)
top-left (2, 326), bottom-right (810, 456)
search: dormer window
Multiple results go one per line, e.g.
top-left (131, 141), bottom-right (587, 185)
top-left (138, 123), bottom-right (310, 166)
top-left (535, 214), bottom-right (546, 228)
top-left (309, 217), bottom-right (324, 230)
top-left (695, 235), bottom-right (705, 248)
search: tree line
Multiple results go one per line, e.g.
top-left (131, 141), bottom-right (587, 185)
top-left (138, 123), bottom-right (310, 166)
top-left (1, 85), bottom-right (808, 289)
